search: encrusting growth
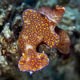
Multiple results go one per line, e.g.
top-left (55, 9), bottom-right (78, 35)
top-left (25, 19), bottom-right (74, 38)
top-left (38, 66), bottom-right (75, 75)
top-left (18, 6), bottom-right (70, 73)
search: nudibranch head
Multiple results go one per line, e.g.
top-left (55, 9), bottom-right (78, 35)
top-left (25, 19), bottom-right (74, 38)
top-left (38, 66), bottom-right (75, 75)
top-left (18, 49), bottom-right (49, 72)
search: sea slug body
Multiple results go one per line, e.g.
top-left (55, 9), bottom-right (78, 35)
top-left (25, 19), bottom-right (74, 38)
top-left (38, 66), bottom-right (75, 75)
top-left (18, 6), bottom-right (70, 73)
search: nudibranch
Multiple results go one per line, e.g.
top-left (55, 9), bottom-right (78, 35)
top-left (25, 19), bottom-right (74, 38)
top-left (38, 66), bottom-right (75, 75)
top-left (18, 6), bottom-right (70, 73)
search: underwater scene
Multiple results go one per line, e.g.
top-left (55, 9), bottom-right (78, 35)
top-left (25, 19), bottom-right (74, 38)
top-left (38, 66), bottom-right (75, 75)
top-left (0, 0), bottom-right (80, 80)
